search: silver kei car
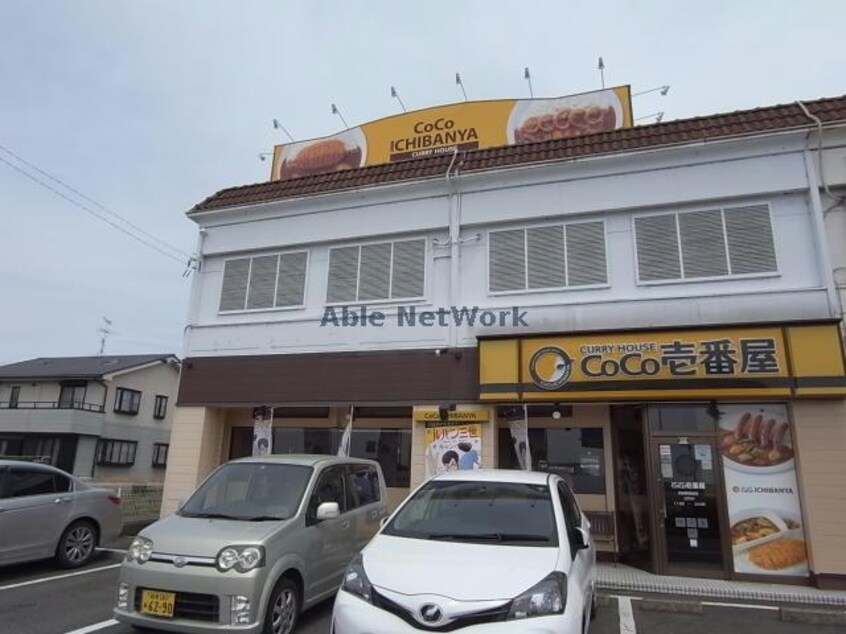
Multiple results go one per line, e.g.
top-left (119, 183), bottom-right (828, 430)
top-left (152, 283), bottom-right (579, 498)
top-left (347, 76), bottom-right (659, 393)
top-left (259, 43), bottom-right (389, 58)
top-left (0, 459), bottom-right (123, 568)
top-left (114, 455), bottom-right (388, 634)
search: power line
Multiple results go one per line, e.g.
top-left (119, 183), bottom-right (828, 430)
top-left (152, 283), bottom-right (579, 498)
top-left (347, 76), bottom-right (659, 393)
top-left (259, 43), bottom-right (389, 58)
top-left (0, 142), bottom-right (191, 260)
top-left (0, 154), bottom-right (186, 264)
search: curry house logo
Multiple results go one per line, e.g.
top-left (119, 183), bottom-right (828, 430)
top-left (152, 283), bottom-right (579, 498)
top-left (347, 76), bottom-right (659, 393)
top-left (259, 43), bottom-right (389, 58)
top-left (529, 346), bottom-right (573, 390)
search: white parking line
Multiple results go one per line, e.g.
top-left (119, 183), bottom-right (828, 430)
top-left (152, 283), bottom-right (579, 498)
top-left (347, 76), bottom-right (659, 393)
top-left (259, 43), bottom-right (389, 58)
top-left (0, 563), bottom-right (121, 591)
top-left (64, 619), bottom-right (118, 634)
top-left (701, 601), bottom-right (780, 611)
top-left (618, 596), bottom-right (637, 634)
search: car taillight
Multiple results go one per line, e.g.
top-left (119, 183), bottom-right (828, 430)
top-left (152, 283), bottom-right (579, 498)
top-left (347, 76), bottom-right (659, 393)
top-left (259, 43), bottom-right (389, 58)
top-left (108, 495), bottom-right (122, 505)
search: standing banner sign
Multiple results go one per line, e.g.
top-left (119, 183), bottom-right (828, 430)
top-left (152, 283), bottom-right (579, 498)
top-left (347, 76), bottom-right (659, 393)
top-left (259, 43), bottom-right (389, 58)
top-left (501, 405), bottom-right (532, 470)
top-left (252, 407), bottom-right (273, 457)
top-left (424, 422), bottom-right (482, 479)
top-left (718, 404), bottom-right (809, 577)
top-left (337, 405), bottom-right (354, 457)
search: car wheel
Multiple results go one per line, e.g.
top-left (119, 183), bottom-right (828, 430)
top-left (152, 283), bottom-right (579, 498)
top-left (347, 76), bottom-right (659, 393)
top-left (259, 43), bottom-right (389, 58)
top-left (264, 577), bottom-right (300, 634)
top-left (56, 520), bottom-right (98, 568)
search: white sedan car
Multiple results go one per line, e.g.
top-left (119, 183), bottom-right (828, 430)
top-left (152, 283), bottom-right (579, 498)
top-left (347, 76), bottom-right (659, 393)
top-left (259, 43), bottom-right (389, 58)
top-left (332, 470), bottom-right (596, 634)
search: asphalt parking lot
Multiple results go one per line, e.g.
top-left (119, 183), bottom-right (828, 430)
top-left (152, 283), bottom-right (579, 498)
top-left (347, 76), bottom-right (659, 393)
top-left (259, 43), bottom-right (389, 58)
top-left (2, 549), bottom-right (845, 634)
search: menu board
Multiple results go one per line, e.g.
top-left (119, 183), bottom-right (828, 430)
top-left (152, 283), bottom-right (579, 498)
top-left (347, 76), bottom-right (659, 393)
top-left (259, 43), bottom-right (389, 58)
top-left (719, 404), bottom-right (809, 577)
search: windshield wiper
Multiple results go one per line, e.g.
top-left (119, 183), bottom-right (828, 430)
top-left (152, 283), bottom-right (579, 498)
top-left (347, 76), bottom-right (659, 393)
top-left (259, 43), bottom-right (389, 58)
top-left (180, 511), bottom-right (244, 520)
top-left (428, 532), bottom-right (549, 542)
top-left (246, 515), bottom-right (285, 522)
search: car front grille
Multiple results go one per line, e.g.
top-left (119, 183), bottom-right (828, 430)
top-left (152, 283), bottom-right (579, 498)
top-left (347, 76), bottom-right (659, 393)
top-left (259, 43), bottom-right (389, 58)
top-left (371, 589), bottom-right (510, 632)
top-left (135, 588), bottom-right (220, 622)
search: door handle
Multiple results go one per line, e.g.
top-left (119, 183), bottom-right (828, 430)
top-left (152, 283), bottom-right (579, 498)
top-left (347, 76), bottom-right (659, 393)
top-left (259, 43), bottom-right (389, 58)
top-left (341, 521), bottom-right (350, 530)
top-left (54, 497), bottom-right (71, 504)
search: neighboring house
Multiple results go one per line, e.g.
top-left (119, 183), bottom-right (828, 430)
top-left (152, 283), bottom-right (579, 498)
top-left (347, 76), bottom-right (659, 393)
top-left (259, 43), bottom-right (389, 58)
top-left (0, 354), bottom-right (180, 482)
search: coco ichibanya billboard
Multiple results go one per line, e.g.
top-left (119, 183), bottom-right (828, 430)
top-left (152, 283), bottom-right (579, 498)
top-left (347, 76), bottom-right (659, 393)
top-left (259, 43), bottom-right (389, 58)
top-left (270, 85), bottom-right (632, 181)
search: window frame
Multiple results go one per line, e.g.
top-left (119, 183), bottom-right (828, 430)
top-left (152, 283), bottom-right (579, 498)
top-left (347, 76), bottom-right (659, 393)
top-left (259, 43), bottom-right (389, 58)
top-left (486, 218), bottom-right (610, 296)
top-left (96, 439), bottom-right (138, 466)
top-left (632, 202), bottom-right (780, 286)
top-left (114, 388), bottom-right (142, 415)
top-left (153, 395), bottom-right (168, 420)
top-left (306, 465), bottom-right (349, 524)
top-left (218, 249), bottom-right (310, 315)
top-left (9, 386), bottom-right (21, 409)
top-left (152, 443), bottom-right (169, 468)
top-left (1, 467), bottom-right (69, 498)
top-left (325, 237), bottom-right (428, 306)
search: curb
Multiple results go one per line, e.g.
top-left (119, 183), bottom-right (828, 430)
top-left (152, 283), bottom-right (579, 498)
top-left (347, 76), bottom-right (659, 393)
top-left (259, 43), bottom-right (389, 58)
top-left (780, 607), bottom-right (846, 625)
top-left (639, 598), bottom-right (703, 614)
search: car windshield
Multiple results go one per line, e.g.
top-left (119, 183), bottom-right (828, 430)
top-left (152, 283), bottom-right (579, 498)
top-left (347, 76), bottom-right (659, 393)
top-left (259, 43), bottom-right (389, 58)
top-left (383, 479), bottom-right (558, 546)
top-left (178, 462), bottom-right (312, 521)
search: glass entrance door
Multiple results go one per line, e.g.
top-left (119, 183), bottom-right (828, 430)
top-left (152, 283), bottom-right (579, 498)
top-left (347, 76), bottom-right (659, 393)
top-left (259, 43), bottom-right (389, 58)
top-left (652, 437), bottom-right (728, 578)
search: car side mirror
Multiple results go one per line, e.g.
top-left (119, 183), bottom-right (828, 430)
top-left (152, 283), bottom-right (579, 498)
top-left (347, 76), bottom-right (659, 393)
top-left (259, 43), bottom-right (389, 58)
top-left (571, 527), bottom-right (590, 552)
top-left (316, 501), bottom-right (340, 521)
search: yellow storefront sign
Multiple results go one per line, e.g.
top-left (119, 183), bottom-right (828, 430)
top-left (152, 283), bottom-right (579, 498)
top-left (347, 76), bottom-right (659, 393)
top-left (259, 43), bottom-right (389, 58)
top-left (479, 322), bottom-right (846, 401)
top-left (414, 406), bottom-right (489, 423)
top-left (271, 86), bottom-right (632, 181)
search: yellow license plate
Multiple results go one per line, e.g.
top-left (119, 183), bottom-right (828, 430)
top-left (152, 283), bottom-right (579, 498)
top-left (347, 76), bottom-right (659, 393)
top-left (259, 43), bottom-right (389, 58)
top-left (140, 590), bottom-right (176, 618)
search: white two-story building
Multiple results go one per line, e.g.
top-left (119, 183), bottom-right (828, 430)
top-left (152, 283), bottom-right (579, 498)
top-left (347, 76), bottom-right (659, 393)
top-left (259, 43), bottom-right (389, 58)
top-left (165, 93), bottom-right (846, 588)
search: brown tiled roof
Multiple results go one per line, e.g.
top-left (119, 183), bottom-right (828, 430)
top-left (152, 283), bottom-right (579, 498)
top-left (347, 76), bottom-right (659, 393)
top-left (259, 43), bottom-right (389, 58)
top-left (190, 95), bottom-right (846, 213)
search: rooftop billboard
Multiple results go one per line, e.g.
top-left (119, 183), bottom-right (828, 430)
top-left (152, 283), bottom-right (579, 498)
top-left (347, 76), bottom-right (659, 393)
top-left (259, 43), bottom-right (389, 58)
top-left (270, 85), bottom-right (632, 181)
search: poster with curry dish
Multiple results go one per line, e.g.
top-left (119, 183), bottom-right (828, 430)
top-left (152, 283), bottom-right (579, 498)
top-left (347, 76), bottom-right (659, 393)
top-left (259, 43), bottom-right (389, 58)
top-left (719, 404), bottom-right (809, 577)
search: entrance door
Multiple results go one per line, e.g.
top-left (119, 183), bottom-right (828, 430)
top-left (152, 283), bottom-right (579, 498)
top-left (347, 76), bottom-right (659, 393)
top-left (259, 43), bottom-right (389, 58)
top-left (651, 437), bottom-right (728, 578)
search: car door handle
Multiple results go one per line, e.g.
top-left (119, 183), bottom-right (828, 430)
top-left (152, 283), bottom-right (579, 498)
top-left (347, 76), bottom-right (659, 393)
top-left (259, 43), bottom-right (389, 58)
top-left (341, 520), bottom-right (350, 529)
top-left (54, 497), bottom-right (71, 504)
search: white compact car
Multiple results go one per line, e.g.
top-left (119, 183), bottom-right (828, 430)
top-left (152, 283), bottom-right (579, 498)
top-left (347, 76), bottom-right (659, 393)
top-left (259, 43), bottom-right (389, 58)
top-left (332, 470), bottom-right (596, 634)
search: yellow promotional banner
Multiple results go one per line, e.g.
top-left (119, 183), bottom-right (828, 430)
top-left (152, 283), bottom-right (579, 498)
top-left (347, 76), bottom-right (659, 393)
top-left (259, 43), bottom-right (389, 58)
top-left (423, 422), bottom-right (482, 479)
top-left (271, 86), bottom-right (632, 181)
top-left (479, 323), bottom-right (846, 401)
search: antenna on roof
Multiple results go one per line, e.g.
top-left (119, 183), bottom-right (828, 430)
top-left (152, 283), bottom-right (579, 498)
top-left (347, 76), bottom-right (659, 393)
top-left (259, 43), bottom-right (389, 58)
top-left (97, 317), bottom-right (116, 356)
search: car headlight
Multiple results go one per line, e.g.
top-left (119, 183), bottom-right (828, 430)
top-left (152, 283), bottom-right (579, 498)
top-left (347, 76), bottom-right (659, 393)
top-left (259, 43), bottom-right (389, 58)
top-left (507, 572), bottom-right (567, 620)
top-left (126, 537), bottom-right (153, 564)
top-left (341, 553), bottom-right (372, 603)
top-left (215, 545), bottom-right (265, 573)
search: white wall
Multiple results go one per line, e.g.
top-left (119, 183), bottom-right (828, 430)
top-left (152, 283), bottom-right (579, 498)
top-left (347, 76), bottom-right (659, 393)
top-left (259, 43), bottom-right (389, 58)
top-left (183, 132), bottom-right (836, 358)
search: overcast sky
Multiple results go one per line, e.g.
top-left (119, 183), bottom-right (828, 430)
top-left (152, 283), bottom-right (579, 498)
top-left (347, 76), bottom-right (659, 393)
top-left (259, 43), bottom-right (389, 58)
top-left (1, 0), bottom-right (844, 365)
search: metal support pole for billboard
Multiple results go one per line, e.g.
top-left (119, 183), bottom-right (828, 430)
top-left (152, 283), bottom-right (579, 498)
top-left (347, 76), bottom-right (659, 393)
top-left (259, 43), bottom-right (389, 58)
top-left (455, 72), bottom-right (468, 101)
top-left (331, 103), bottom-right (349, 129)
top-left (390, 86), bottom-right (407, 112)
top-left (272, 119), bottom-right (295, 142)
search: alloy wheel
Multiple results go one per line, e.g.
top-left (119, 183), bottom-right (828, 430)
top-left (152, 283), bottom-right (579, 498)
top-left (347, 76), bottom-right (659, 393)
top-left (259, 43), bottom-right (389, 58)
top-left (271, 588), bottom-right (296, 634)
top-left (64, 525), bottom-right (95, 563)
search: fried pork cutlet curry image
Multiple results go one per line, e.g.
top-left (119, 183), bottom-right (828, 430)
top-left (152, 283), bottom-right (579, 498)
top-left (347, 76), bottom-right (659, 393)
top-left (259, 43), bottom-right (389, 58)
top-left (278, 138), bottom-right (364, 179)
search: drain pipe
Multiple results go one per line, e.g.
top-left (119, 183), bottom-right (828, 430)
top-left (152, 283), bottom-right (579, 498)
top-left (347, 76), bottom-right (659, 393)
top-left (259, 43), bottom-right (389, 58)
top-left (444, 150), bottom-right (460, 350)
top-left (797, 102), bottom-right (846, 321)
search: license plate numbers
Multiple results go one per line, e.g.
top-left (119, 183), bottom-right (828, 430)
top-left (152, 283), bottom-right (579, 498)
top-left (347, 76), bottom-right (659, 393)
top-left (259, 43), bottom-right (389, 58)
top-left (140, 590), bottom-right (176, 618)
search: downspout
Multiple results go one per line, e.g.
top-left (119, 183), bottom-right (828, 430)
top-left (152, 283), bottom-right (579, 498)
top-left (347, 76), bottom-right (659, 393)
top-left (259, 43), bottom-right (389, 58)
top-left (797, 101), bottom-right (846, 321)
top-left (802, 148), bottom-right (842, 320)
top-left (182, 229), bottom-right (208, 358)
top-left (444, 150), bottom-right (460, 349)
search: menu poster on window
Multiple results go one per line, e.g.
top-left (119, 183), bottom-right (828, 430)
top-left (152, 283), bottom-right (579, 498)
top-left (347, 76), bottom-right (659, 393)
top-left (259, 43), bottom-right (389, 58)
top-left (719, 404), bottom-right (809, 577)
top-left (424, 422), bottom-right (482, 479)
top-left (252, 406), bottom-right (273, 457)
